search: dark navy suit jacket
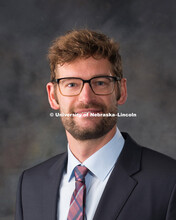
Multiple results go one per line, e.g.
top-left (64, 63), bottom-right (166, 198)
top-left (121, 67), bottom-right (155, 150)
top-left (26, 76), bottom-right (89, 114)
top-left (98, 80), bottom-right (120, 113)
top-left (15, 133), bottom-right (176, 220)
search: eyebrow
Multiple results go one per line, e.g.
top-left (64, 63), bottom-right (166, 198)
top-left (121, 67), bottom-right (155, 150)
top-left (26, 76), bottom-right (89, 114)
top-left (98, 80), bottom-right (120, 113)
top-left (56, 73), bottom-right (114, 78)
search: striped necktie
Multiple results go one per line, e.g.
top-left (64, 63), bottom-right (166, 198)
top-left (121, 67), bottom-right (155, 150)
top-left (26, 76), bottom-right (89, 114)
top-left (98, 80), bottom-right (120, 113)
top-left (67, 165), bottom-right (88, 220)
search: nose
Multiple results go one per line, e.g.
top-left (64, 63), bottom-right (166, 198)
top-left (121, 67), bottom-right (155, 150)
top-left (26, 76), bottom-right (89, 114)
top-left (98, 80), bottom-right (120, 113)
top-left (78, 82), bottom-right (95, 103)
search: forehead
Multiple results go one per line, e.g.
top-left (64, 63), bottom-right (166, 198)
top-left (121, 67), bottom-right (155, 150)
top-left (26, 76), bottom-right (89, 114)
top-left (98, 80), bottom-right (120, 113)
top-left (55, 57), bottom-right (113, 79)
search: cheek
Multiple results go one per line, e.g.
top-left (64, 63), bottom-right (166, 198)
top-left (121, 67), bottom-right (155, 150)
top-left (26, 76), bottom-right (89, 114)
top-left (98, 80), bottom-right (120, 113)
top-left (114, 85), bottom-right (121, 100)
top-left (107, 94), bottom-right (118, 105)
top-left (58, 97), bottom-right (76, 113)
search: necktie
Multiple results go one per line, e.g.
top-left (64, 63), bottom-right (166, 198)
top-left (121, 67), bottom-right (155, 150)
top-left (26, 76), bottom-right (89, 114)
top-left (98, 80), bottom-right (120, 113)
top-left (67, 165), bottom-right (88, 220)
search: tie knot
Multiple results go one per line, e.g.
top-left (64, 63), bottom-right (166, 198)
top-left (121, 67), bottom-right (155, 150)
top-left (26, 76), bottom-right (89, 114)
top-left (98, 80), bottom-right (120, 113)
top-left (74, 165), bottom-right (88, 182)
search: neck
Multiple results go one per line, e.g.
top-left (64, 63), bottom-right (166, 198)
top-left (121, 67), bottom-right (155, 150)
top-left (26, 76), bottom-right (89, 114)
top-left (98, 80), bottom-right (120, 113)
top-left (66, 126), bottom-right (117, 163)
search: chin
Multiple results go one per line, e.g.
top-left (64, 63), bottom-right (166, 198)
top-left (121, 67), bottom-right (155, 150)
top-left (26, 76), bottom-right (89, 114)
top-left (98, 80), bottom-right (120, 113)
top-left (76, 117), bottom-right (101, 126)
top-left (62, 113), bottom-right (117, 141)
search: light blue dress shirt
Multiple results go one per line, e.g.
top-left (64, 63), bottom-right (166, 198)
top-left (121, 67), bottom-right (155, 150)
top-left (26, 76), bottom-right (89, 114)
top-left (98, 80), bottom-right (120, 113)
top-left (57, 127), bottom-right (124, 220)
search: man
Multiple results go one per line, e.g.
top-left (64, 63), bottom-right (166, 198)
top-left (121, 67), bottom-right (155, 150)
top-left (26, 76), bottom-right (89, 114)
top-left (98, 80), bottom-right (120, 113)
top-left (15, 29), bottom-right (176, 220)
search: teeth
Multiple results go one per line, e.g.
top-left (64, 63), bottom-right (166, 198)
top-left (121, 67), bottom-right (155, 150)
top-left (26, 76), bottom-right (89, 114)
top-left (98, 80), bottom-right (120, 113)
top-left (77, 112), bottom-right (90, 114)
top-left (75, 111), bottom-right (100, 115)
top-left (80, 111), bottom-right (95, 114)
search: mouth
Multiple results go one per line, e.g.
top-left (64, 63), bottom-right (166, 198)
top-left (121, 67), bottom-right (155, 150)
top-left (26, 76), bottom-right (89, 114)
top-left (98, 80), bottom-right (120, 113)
top-left (74, 109), bottom-right (102, 117)
top-left (76, 108), bottom-right (101, 113)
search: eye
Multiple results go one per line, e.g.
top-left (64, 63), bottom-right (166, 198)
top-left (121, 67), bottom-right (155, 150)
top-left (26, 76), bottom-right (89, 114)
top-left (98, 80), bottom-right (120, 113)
top-left (62, 80), bottom-right (80, 88)
top-left (94, 80), bottom-right (108, 87)
top-left (96, 81), bottom-right (105, 86)
top-left (67, 83), bottom-right (77, 88)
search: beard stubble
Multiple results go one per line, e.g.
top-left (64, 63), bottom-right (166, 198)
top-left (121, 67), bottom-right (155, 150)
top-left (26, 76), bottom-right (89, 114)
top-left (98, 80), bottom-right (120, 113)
top-left (60, 102), bottom-right (118, 141)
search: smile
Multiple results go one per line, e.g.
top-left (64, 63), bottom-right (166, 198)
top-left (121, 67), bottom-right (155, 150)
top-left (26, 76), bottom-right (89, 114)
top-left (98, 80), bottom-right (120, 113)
top-left (75, 109), bottom-right (102, 114)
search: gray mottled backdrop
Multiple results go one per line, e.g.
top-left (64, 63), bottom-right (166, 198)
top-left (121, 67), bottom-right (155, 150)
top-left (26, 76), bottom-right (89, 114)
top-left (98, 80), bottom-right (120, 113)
top-left (0, 0), bottom-right (176, 219)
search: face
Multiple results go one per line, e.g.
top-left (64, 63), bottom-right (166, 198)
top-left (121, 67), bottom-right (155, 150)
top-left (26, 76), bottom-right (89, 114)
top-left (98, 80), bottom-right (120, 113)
top-left (47, 57), bottom-right (127, 140)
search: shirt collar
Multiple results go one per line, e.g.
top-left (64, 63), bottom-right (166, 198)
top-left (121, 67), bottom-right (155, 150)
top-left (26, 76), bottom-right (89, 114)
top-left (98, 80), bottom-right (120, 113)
top-left (67, 127), bottom-right (124, 182)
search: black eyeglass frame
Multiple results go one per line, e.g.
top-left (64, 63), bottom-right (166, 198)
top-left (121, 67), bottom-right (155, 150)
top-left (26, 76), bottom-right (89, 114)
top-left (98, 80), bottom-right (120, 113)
top-left (52, 75), bottom-right (121, 96)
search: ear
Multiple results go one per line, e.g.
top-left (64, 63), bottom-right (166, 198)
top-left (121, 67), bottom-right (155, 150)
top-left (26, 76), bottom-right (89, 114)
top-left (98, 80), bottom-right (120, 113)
top-left (46, 82), bottom-right (60, 110)
top-left (117, 78), bottom-right (127, 105)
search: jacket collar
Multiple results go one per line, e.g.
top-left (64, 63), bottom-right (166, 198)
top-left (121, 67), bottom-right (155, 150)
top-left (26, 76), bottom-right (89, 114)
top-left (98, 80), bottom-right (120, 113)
top-left (93, 132), bottom-right (142, 220)
top-left (41, 153), bottom-right (68, 220)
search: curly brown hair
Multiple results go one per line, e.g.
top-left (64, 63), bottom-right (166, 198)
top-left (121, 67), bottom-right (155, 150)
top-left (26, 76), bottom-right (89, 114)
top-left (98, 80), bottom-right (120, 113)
top-left (48, 29), bottom-right (123, 81)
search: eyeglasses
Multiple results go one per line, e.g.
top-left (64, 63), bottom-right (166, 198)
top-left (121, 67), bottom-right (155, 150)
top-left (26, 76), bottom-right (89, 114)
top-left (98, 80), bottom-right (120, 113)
top-left (52, 75), bottom-right (121, 96)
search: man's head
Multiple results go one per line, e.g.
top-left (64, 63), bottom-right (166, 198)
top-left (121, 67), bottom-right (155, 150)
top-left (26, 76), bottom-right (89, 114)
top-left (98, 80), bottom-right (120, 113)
top-left (47, 29), bottom-right (127, 141)
top-left (48, 29), bottom-right (123, 81)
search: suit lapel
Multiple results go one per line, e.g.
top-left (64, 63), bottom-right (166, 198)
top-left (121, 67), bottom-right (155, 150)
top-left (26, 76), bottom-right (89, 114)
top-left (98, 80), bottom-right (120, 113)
top-left (41, 153), bottom-right (67, 220)
top-left (93, 133), bottom-right (142, 220)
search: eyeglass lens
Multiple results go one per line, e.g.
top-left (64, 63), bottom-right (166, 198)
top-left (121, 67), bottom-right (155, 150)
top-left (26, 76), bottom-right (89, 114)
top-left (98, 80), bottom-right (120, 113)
top-left (58, 77), bottom-right (116, 96)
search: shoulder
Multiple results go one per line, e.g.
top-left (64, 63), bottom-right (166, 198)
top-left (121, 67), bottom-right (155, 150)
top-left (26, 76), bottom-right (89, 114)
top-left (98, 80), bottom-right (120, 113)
top-left (141, 146), bottom-right (176, 180)
top-left (138, 143), bottom-right (176, 203)
top-left (21, 152), bottom-right (68, 180)
top-left (122, 132), bottom-right (176, 178)
top-left (142, 145), bottom-right (176, 167)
